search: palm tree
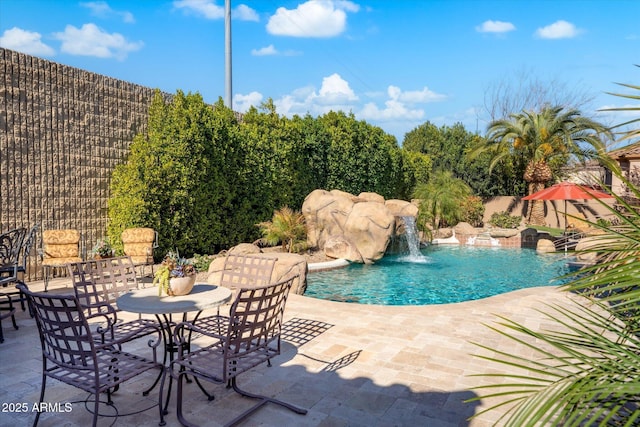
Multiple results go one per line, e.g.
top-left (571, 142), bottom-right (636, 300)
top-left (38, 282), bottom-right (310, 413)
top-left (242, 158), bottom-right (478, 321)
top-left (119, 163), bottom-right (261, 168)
top-left (477, 105), bottom-right (612, 225)
top-left (413, 170), bottom-right (472, 231)
top-left (467, 73), bottom-right (640, 426)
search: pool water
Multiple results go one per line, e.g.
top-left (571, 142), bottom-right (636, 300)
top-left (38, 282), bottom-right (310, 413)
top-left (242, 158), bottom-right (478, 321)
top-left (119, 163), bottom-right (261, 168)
top-left (306, 245), bottom-right (572, 305)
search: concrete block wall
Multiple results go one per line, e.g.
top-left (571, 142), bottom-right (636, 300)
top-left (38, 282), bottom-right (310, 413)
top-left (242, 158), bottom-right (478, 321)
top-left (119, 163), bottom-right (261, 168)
top-left (0, 48), bottom-right (168, 279)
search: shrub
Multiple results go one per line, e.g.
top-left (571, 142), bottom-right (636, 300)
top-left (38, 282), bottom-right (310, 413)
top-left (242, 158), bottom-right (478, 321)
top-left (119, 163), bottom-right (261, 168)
top-left (489, 211), bottom-right (522, 229)
top-left (460, 196), bottom-right (485, 227)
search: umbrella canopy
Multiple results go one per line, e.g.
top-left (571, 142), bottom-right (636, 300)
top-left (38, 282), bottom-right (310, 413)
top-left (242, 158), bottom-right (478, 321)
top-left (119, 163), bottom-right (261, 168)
top-left (522, 182), bottom-right (614, 233)
top-left (522, 181), bottom-right (614, 201)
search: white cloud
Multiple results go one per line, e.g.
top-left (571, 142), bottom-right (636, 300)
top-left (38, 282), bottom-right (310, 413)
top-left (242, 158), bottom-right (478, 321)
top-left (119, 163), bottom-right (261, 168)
top-left (80, 1), bottom-right (135, 23)
top-left (173, 0), bottom-right (258, 21)
top-left (267, 0), bottom-right (360, 38)
top-left (476, 20), bottom-right (516, 34)
top-left (535, 20), bottom-right (580, 39)
top-left (53, 23), bottom-right (143, 60)
top-left (233, 91), bottom-right (263, 112)
top-left (0, 27), bottom-right (55, 56)
top-left (235, 74), bottom-right (447, 137)
top-left (251, 44), bottom-right (277, 56)
top-left (234, 4), bottom-right (259, 21)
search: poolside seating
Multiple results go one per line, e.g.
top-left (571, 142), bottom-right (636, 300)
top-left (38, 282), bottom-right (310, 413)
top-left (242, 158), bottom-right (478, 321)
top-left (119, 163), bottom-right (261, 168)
top-left (195, 253), bottom-right (277, 338)
top-left (0, 276), bottom-right (19, 343)
top-left (41, 229), bottom-right (83, 291)
top-left (67, 256), bottom-right (160, 345)
top-left (17, 283), bottom-right (165, 427)
top-left (121, 227), bottom-right (158, 277)
top-left (0, 227), bottom-right (28, 312)
top-left (165, 275), bottom-right (306, 426)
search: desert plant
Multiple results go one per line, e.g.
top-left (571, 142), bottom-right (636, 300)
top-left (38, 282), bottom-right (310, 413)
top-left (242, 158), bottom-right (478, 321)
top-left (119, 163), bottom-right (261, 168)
top-left (256, 206), bottom-right (307, 253)
top-left (489, 211), bottom-right (522, 229)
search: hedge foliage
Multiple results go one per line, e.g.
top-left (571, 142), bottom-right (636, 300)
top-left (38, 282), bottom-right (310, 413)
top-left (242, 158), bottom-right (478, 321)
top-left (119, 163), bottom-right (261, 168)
top-left (107, 91), bottom-right (416, 258)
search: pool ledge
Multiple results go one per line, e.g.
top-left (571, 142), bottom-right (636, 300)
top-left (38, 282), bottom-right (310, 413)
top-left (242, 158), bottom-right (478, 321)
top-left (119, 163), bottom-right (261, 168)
top-left (308, 258), bottom-right (350, 272)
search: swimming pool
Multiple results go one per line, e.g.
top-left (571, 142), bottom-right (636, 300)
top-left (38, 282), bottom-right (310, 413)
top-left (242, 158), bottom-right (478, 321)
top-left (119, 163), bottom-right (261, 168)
top-left (305, 245), bottom-right (572, 305)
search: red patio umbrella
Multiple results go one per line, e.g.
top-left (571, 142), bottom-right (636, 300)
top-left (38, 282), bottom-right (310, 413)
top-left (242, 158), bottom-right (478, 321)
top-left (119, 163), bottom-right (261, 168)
top-left (522, 182), bottom-right (614, 232)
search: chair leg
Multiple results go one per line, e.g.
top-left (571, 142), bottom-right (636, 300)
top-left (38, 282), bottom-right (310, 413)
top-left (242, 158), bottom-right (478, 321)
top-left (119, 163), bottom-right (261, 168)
top-left (34, 371), bottom-right (47, 427)
top-left (224, 377), bottom-right (307, 427)
top-left (158, 367), bottom-right (167, 426)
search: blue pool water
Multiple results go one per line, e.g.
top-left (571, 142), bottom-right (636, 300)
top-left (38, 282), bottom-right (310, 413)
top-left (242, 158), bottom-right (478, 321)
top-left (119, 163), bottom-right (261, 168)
top-left (306, 246), bottom-right (572, 305)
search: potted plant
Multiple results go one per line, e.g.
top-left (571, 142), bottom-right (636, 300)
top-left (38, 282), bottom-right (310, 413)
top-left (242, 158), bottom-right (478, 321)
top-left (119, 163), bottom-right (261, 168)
top-left (91, 238), bottom-right (113, 259)
top-left (153, 250), bottom-right (197, 296)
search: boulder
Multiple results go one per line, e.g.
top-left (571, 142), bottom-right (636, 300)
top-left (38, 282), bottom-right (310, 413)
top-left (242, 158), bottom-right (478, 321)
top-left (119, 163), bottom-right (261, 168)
top-left (302, 189), bottom-right (415, 264)
top-left (324, 235), bottom-right (363, 263)
top-left (343, 201), bottom-right (395, 263)
top-left (536, 239), bottom-right (556, 253)
top-left (385, 199), bottom-right (419, 217)
top-left (207, 244), bottom-right (307, 295)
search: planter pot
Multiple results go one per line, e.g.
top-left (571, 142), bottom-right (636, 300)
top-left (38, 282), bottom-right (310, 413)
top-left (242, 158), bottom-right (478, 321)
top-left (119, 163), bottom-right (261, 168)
top-left (168, 275), bottom-right (196, 296)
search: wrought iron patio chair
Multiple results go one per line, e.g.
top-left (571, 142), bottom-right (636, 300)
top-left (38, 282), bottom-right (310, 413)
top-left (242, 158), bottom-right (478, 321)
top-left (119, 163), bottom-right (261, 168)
top-left (17, 283), bottom-right (165, 427)
top-left (41, 228), bottom-right (83, 291)
top-left (0, 227), bottom-right (27, 312)
top-left (67, 256), bottom-right (159, 345)
top-left (0, 271), bottom-right (19, 343)
top-left (1, 224), bottom-right (38, 312)
top-left (165, 274), bottom-right (306, 427)
top-left (195, 253), bottom-right (277, 339)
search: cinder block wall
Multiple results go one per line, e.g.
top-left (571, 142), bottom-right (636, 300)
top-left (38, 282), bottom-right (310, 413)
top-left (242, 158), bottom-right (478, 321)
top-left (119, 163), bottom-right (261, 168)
top-left (0, 47), bottom-right (170, 280)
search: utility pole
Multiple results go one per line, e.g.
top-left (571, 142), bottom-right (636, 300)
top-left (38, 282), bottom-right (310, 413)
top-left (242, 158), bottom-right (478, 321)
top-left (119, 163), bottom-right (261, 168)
top-left (224, 0), bottom-right (232, 109)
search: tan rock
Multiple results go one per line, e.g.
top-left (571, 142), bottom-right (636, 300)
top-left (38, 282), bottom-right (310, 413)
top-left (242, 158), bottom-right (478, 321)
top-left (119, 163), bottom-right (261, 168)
top-left (536, 239), bottom-right (556, 253)
top-left (207, 244), bottom-right (307, 295)
top-left (324, 235), bottom-right (363, 263)
top-left (385, 199), bottom-right (419, 217)
top-left (344, 201), bottom-right (395, 264)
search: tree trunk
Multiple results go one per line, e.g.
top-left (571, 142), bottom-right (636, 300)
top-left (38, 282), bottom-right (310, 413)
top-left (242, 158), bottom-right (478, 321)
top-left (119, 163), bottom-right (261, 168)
top-left (526, 181), bottom-right (546, 225)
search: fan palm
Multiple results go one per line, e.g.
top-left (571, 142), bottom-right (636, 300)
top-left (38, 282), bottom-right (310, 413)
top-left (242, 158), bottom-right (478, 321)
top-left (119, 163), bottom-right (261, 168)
top-left (477, 106), bottom-right (612, 225)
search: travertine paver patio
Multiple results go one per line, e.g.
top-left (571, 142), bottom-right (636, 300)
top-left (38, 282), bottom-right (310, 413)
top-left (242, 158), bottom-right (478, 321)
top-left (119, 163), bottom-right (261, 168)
top-left (0, 277), bottom-right (578, 426)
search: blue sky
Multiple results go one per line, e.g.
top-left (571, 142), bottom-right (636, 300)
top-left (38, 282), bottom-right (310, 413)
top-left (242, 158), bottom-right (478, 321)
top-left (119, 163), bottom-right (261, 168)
top-left (1, 0), bottom-right (638, 142)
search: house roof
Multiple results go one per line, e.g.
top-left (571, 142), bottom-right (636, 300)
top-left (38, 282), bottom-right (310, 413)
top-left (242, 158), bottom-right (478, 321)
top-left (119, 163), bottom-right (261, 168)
top-left (608, 141), bottom-right (640, 160)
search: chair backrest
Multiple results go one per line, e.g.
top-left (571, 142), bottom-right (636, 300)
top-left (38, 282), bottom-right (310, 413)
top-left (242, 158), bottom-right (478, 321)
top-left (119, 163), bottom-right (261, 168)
top-left (17, 284), bottom-right (97, 370)
top-left (42, 229), bottom-right (81, 260)
top-left (221, 254), bottom-right (277, 289)
top-left (121, 228), bottom-right (157, 265)
top-left (0, 228), bottom-right (26, 268)
top-left (222, 275), bottom-right (296, 379)
top-left (17, 224), bottom-right (38, 272)
top-left (67, 256), bottom-right (139, 314)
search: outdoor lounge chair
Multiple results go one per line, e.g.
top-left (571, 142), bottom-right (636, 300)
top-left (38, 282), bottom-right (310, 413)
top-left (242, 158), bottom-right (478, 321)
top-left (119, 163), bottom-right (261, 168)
top-left (164, 274), bottom-right (306, 427)
top-left (67, 256), bottom-right (160, 345)
top-left (121, 227), bottom-right (158, 277)
top-left (41, 229), bottom-right (83, 291)
top-left (194, 253), bottom-right (277, 339)
top-left (17, 283), bottom-right (165, 427)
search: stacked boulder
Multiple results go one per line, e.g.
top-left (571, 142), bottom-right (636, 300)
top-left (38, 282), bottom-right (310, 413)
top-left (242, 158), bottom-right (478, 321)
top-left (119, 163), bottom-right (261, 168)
top-left (301, 189), bottom-right (418, 264)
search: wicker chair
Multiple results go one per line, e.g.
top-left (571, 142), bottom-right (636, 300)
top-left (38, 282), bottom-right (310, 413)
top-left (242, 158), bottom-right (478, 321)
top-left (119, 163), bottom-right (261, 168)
top-left (17, 283), bottom-right (165, 427)
top-left (67, 256), bottom-right (159, 345)
top-left (121, 227), bottom-right (158, 277)
top-left (41, 229), bottom-right (83, 291)
top-left (165, 275), bottom-right (306, 427)
top-left (195, 253), bottom-right (277, 339)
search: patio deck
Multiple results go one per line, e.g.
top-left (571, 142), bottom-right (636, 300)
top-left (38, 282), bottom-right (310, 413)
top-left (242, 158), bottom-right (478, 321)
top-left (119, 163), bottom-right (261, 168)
top-left (0, 277), bottom-right (576, 426)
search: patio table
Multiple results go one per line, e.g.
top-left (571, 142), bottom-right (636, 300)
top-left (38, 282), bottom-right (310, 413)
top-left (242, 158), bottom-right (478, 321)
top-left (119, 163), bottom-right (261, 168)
top-left (116, 283), bottom-right (232, 413)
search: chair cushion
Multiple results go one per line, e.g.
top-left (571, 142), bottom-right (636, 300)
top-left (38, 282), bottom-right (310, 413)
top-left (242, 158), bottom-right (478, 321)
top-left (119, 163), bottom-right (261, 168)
top-left (121, 228), bottom-right (155, 244)
top-left (43, 230), bottom-right (80, 245)
top-left (42, 256), bottom-right (83, 266)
